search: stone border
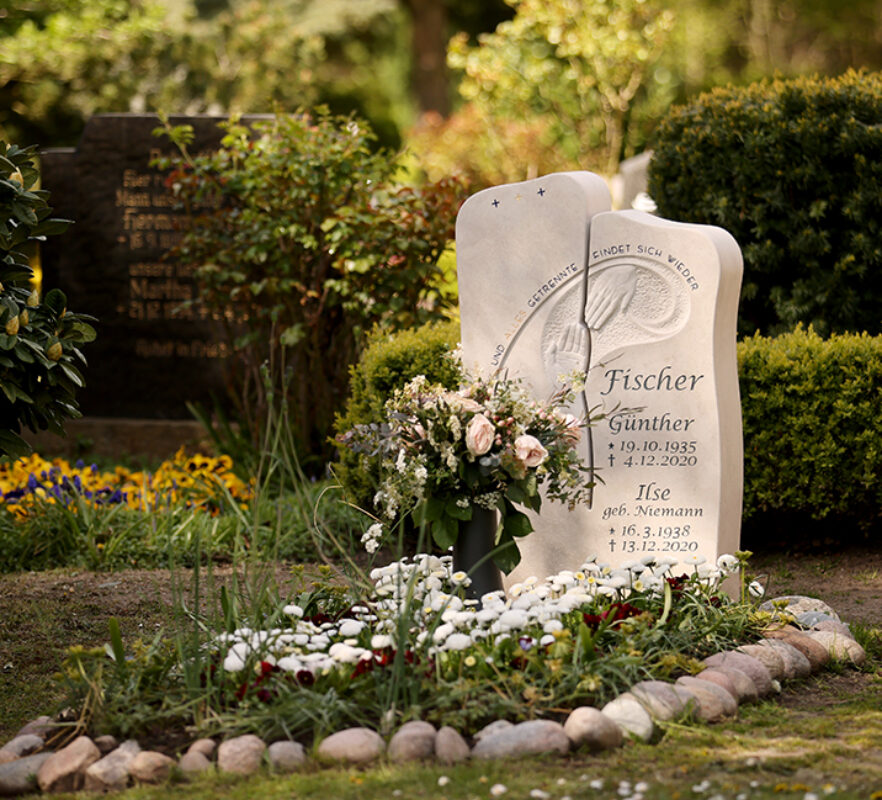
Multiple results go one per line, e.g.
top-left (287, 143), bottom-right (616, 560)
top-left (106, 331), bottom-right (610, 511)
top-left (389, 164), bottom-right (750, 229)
top-left (0, 595), bottom-right (867, 796)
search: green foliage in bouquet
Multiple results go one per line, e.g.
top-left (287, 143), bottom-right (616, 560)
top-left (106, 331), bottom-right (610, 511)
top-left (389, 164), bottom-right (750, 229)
top-left (0, 143), bottom-right (96, 457)
top-left (339, 370), bottom-right (596, 573)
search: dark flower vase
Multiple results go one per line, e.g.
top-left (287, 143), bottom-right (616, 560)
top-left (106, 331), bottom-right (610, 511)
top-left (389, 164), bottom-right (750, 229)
top-left (453, 506), bottom-right (504, 600)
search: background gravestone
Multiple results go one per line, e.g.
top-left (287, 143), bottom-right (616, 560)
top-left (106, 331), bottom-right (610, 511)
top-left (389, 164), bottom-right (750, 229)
top-left (40, 113), bottom-right (268, 420)
top-left (457, 173), bottom-right (743, 581)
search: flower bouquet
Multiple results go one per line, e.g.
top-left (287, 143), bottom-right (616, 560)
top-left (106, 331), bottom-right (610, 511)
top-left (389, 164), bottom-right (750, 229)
top-left (339, 369), bottom-right (597, 575)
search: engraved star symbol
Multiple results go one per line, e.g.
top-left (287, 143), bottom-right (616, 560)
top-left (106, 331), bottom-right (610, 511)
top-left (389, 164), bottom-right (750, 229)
top-left (608, 443), bottom-right (615, 449)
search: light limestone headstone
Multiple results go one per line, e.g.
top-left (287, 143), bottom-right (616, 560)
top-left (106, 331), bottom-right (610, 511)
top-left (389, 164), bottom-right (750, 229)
top-left (456, 173), bottom-right (743, 583)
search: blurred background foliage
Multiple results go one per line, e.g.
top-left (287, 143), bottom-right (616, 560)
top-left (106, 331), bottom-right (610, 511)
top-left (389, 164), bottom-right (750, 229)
top-left (4, 0), bottom-right (882, 183)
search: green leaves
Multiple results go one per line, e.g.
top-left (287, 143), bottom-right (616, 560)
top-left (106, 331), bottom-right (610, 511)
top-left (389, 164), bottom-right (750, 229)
top-left (156, 109), bottom-right (466, 458)
top-left (0, 141), bottom-right (94, 457)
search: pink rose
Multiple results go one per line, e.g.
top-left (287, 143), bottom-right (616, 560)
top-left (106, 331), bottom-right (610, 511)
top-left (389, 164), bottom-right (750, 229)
top-left (514, 434), bottom-right (548, 468)
top-left (465, 413), bottom-right (495, 456)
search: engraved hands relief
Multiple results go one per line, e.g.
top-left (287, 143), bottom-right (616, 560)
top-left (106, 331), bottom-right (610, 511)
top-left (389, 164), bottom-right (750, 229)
top-left (584, 267), bottom-right (637, 330)
top-left (547, 322), bottom-right (589, 376)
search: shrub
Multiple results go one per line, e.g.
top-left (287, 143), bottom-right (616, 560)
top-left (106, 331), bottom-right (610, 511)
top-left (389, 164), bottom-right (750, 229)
top-left (332, 319), bottom-right (461, 509)
top-left (0, 143), bottom-right (96, 457)
top-left (649, 69), bottom-right (882, 336)
top-left (156, 110), bottom-right (466, 465)
top-left (739, 326), bottom-right (882, 539)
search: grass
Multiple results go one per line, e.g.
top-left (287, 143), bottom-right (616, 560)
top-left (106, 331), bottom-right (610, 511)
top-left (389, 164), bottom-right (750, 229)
top-left (28, 671), bottom-right (882, 799)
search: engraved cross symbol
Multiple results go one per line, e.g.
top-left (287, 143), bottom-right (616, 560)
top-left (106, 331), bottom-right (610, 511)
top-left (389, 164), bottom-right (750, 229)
top-left (537, 188), bottom-right (546, 196)
top-left (492, 199), bottom-right (500, 207)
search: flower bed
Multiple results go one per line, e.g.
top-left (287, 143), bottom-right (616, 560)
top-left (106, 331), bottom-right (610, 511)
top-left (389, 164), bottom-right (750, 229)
top-left (0, 449), bottom-right (252, 517)
top-left (58, 551), bottom-right (766, 743)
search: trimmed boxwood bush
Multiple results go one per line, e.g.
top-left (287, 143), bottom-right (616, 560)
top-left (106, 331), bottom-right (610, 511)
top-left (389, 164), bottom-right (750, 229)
top-left (740, 325), bottom-right (882, 539)
top-left (335, 321), bottom-right (882, 547)
top-left (649, 69), bottom-right (882, 337)
top-left (332, 320), bottom-right (461, 509)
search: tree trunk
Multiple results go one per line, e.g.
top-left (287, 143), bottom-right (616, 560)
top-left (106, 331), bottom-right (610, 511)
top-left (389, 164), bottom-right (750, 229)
top-left (403, 0), bottom-right (451, 116)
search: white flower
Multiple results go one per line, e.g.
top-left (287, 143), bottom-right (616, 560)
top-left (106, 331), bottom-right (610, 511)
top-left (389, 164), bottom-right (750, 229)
top-left (490, 784), bottom-right (508, 797)
top-left (338, 619), bottom-right (366, 638)
top-left (438, 776), bottom-right (450, 787)
top-left (329, 643), bottom-right (365, 664)
top-left (450, 570), bottom-right (471, 586)
top-left (432, 623), bottom-right (455, 643)
top-left (223, 651), bottom-right (246, 672)
top-left (716, 554), bottom-right (739, 573)
top-left (444, 632), bottom-right (472, 651)
top-left (748, 580), bottom-right (765, 598)
top-left (283, 604), bottom-right (304, 618)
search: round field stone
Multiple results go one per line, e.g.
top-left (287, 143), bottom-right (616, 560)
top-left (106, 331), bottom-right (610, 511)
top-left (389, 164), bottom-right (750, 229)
top-left (760, 639), bottom-right (811, 679)
top-left (564, 706), bottom-right (623, 751)
top-left (0, 752), bottom-right (52, 797)
top-left (760, 595), bottom-right (840, 621)
top-left (129, 751), bottom-right (175, 785)
top-left (186, 738), bottom-right (217, 759)
top-left (676, 676), bottom-right (737, 717)
top-left (812, 619), bottom-right (854, 639)
top-left (267, 741), bottom-right (306, 773)
top-left (796, 611), bottom-right (836, 628)
top-left (179, 751), bottom-right (213, 774)
top-left (703, 651), bottom-right (773, 696)
top-left (0, 734), bottom-right (44, 758)
top-left (471, 720), bottom-right (570, 760)
top-left (37, 735), bottom-right (101, 794)
top-left (696, 667), bottom-right (758, 704)
top-left (217, 734), bottom-right (267, 775)
top-left (805, 630), bottom-right (867, 666)
top-left (435, 726), bottom-right (470, 765)
top-left (735, 644), bottom-right (786, 680)
top-left (765, 629), bottom-right (830, 671)
top-left (15, 717), bottom-right (53, 739)
top-left (630, 681), bottom-right (688, 721)
top-left (474, 720), bottom-right (513, 741)
top-left (317, 728), bottom-right (385, 765)
top-left (388, 721), bottom-right (436, 763)
top-left (600, 693), bottom-right (656, 742)
top-left (83, 740), bottom-right (141, 793)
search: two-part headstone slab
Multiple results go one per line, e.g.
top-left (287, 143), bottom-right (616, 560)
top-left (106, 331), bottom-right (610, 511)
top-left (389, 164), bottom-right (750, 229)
top-left (456, 172), bottom-right (744, 582)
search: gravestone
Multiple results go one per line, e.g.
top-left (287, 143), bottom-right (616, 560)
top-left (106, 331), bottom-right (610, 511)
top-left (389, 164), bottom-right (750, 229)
top-left (456, 172), bottom-right (743, 581)
top-left (40, 113), bottom-right (268, 419)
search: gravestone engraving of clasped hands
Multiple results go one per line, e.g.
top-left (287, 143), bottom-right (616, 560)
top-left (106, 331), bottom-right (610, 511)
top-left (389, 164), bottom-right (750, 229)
top-left (456, 172), bottom-right (743, 583)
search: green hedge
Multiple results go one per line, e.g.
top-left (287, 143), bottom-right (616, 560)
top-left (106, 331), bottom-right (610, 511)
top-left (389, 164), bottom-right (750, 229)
top-left (334, 322), bottom-right (882, 545)
top-left (740, 326), bottom-right (882, 538)
top-left (332, 320), bottom-right (461, 509)
top-left (649, 70), bottom-right (882, 337)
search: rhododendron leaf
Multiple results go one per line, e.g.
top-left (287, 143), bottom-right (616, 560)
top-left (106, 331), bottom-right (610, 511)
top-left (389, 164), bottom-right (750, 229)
top-left (504, 509), bottom-right (533, 538)
top-left (506, 483), bottom-right (525, 504)
top-left (432, 514), bottom-right (458, 549)
top-left (422, 496), bottom-right (445, 522)
top-left (492, 531), bottom-right (520, 574)
top-left (445, 498), bottom-right (472, 521)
